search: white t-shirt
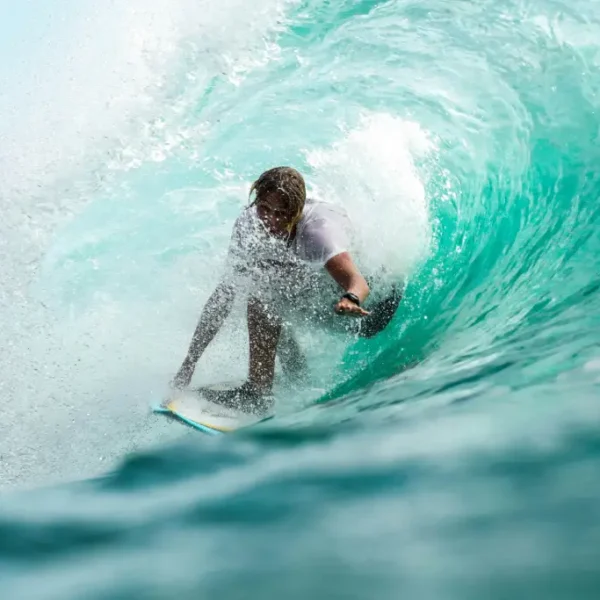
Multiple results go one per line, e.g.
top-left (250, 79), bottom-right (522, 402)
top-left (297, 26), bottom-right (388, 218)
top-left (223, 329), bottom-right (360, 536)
top-left (223, 200), bottom-right (352, 314)
top-left (226, 199), bottom-right (352, 277)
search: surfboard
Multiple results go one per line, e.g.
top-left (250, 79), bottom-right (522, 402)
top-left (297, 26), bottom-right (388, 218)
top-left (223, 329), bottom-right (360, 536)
top-left (153, 382), bottom-right (270, 435)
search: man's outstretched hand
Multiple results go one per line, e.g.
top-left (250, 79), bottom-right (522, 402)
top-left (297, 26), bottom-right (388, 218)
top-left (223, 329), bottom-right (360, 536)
top-left (334, 296), bottom-right (370, 317)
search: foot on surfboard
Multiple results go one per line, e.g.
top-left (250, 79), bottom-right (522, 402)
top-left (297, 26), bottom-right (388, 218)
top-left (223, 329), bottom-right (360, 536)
top-left (201, 381), bottom-right (273, 415)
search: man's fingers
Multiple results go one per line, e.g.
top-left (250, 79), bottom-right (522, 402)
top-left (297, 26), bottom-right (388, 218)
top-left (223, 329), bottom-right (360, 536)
top-left (334, 304), bottom-right (371, 317)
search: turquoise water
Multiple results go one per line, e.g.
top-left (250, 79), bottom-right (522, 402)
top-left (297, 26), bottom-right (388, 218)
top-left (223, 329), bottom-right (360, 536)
top-left (2, 0), bottom-right (600, 597)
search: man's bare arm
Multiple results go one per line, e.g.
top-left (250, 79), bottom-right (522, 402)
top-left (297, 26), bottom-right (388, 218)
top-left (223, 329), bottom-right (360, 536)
top-left (172, 282), bottom-right (236, 388)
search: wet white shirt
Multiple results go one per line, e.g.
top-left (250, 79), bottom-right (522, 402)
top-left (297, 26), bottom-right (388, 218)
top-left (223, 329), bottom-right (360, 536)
top-left (226, 199), bottom-right (352, 277)
top-left (224, 200), bottom-right (356, 327)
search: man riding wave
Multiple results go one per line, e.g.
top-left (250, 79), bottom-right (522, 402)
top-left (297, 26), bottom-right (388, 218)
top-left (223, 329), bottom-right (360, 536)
top-left (173, 167), bottom-right (402, 413)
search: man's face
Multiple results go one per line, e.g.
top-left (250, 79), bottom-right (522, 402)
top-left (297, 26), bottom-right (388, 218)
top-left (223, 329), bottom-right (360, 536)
top-left (256, 192), bottom-right (294, 238)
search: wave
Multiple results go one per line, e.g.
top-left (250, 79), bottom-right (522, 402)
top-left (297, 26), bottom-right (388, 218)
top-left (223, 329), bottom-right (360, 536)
top-left (1, 1), bottom-right (600, 596)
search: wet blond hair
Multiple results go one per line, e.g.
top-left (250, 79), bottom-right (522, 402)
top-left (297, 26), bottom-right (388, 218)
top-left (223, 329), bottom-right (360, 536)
top-left (249, 166), bottom-right (306, 230)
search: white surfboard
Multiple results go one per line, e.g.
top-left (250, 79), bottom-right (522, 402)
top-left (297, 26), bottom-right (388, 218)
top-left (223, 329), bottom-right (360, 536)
top-left (153, 382), bottom-right (270, 434)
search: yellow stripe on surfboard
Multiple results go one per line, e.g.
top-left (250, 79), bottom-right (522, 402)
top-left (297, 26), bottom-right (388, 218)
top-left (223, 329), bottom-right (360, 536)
top-left (163, 400), bottom-right (235, 433)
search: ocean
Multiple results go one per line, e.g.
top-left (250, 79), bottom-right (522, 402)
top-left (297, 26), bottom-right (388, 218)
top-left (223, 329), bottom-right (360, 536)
top-left (1, 0), bottom-right (599, 598)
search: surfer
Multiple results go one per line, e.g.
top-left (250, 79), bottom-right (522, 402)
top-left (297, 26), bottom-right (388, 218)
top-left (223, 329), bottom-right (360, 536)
top-left (172, 166), bottom-right (402, 412)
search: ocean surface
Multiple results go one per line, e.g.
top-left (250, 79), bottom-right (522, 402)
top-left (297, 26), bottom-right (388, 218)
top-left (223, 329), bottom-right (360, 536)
top-left (1, 0), bottom-right (600, 597)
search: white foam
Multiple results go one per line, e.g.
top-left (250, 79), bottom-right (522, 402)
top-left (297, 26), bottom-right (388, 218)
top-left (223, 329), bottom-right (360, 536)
top-left (306, 113), bottom-right (433, 281)
top-left (0, 0), bottom-right (299, 489)
top-left (0, 0), bottom-right (297, 210)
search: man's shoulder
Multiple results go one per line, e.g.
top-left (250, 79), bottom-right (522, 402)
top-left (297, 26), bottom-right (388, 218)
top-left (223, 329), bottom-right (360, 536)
top-left (302, 199), bottom-right (350, 223)
top-left (233, 207), bottom-right (260, 231)
top-left (234, 206), bottom-right (254, 223)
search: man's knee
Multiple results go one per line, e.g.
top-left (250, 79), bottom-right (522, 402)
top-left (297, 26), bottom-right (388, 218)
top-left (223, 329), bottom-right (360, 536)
top-left (248, 297), bottom-right (281, 327)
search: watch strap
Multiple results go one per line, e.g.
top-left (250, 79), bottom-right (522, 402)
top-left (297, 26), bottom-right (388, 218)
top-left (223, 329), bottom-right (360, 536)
top-left (342, 292), bottom-right (361, 306)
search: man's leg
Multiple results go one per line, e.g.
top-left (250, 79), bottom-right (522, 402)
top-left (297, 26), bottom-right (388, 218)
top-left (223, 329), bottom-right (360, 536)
top-left (247, 296), bottom-right (282, 394)
top-left (204, 296), bottom-right (281, 414)
top-left (277, 326), bottom-right (308, 383)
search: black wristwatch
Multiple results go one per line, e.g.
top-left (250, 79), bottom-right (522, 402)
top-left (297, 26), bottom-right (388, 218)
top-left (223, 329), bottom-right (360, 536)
top-left (342, 292), bottom-right (361, 306)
